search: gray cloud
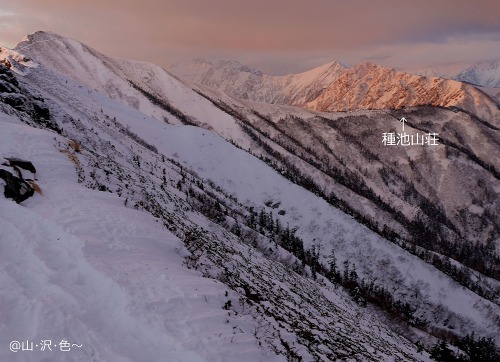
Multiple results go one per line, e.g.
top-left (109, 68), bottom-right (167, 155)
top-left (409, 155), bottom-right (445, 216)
top-left (1, 0), bottom-right (499, 74)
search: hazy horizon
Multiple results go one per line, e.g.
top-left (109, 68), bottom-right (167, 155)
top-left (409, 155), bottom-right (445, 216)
top-left (1, 0), bottom-right (499, 75)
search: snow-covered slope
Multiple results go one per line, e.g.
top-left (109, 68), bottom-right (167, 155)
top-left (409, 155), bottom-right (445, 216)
top-left (0, 73), bottom-right (431, 361)
top-left (0, 115), bottom-right (274, 362)
top-left (480, 86), bottom-right (500, 103)
top-left (170, 58), bottom-right (348, 106)
top-left (0, 38), bottom-right (435, 360)
top-left (2, 31), bottom-right (500, 359)
top-left (178, 75), bottom-right (500, 251)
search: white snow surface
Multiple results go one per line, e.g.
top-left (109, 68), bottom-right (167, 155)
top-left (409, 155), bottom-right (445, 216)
top-left (407, 60), bottom-right (500, 89)
top-left (0, 115), bottom-right (279, 362)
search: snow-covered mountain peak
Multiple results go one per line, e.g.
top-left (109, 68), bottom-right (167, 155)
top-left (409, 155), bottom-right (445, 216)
top-left (287, 60), bottom-right (349, 81)
top-left (454, 60), bottom-right (500, 88)
top-left (12, 31), bottom-right (120, 92)
top-left (407, 59), bottom-right (500, 89)
top-left (15, 30), bottom-right (70, 54)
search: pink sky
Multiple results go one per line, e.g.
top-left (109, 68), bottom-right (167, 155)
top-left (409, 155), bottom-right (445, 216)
top-left (1, 0), bottom-right (499, 74)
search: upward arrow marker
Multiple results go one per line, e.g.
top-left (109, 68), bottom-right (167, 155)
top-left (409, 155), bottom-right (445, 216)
top-left (400, 117), bottom-right (407, 132)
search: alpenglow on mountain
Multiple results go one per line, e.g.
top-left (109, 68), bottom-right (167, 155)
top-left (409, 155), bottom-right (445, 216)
top-left (1, 31), bottom-right (500, 361)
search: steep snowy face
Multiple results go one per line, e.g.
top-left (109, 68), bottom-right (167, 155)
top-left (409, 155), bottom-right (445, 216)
top-left (454, 60), bottom-right (500, 88)
top-left (278, 61), bottom-right (349, 105)
top-left (13, 31), bottom-right (142, 104)
top-left (0, 46), bottom-right (38, 75)
top-left (306, 62), bottom-right (500, 124)
top-left (169, 58), bottom-right (348, 105)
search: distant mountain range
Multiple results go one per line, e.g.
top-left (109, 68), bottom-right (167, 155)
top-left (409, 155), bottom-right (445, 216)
top-left (409, 59), bottom-right (500, 100)
top-left (170, 58), bottom-right (348, 106)
top-left (454, 60), bottom-right (500, 88)
top-left (170, 58), bottom-right (500, 121)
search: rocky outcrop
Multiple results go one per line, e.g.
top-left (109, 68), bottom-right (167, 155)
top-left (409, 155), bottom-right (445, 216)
top-left (4, 157), bottom-right (37, 175)
top-left (0, 62), bottom-right (59, 133)
top-left (0, 168), bottom-right (34, 203)
top-left (0, 157), bottom-right (38, 203)
top-left (0, 46), bottom-right (35, 75)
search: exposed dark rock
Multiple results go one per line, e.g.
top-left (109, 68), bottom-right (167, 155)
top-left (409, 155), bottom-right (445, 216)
top-left (0, 169), bottom-right (34, 203)
top-left (0, 65), bottom-right (19, 86)
top-left (4, 157), bottom-right (37, 174)
top-left (0, 65), bottom-right (56, 132)
top-left (3, 94), bottom-right (26, 110)
top-left (0, 80), bottom-right (16, 93)
top-left (33, 103), bottom-right (51, 120)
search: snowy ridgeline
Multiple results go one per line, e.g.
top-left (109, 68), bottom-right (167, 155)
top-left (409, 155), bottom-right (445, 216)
top-left (0, 31), bottom-right (499, 361)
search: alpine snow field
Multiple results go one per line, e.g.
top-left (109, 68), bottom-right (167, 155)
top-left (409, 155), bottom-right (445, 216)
top-left (1, 31), bottom-right (499, 361)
